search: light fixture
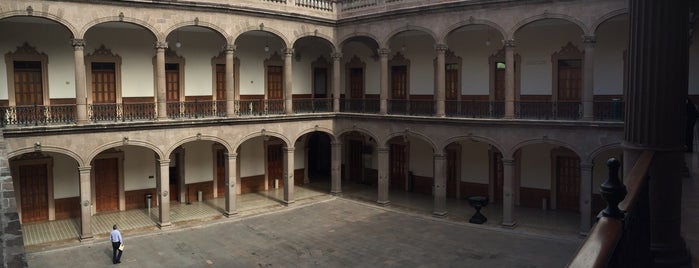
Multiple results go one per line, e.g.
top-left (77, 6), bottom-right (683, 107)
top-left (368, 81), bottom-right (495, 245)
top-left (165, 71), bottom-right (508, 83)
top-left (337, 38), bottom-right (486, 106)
top-left (175, 29), bottom-right (181, 48)
top-left (264, 45), bottom-right (269, 52)
top-left (485, 30), bottom-right (491, 46)
top-left (264, 35), bottom-right (270, 52)
top-left (401, 36), bottom-right (407, 52)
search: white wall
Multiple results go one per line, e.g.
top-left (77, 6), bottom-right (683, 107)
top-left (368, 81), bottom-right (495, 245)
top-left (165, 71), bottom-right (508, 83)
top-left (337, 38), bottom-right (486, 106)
top-left (84, 27), bottom-right (157, 97)
top-left (594, 17), bottom-right (628, 95)
top-left (240, 137), bottom-right (265, 177)
top-left (519, 144), bottom-right (557, 189)
top-left (295, 139), bottom-right (306, 169)
top-left (0, 22), bottom-right (76, 99)
top-left (448, 28), bottom-right (503, 95)
top-left (123, 146), bottom-right (157, 191)
top-left (51, 153), bottom-right (79, 199)
top-left (183, 141), bottom-right (214, 183)
top-left (173, 31), bottom-right (225, 96)
top-left (516, 23), bottom-right (584, 95)
top-left (388, 35), bottom-right (436, 95)
top-left (408, 136), bottom-right (433, 177)
top-left (460, 141), bottom-right (490, 184)
top-left (237, 35), bottom-right (280, 95)
top-left (340, 41), bottom-right (380, 95)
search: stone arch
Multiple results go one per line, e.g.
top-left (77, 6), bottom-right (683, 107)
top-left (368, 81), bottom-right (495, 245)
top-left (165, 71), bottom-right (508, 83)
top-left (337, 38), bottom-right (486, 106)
top-left (509, 138), bottom-right (583, 160)
top-left (441, 19), bottom-right (506, 44)
top-left (382, 130), bottom-right (437, 152)
top-left (80, 15), bottom-right (159, 41)
top-left (510, 13), bottom-right (588, 40)
top-left (166, 135), bottom-right (234, 157)
top-left (0, 12), bottom-right (79, 38)
top-left (87, 140), bottom-right (165, 163)
top-left (8, 146), bottom-right (84, 166)
top-left (337, 32), bottom-right (380, 51)
top-left (439, 135), bottom-right (506, 156)
top-left (591, 8), bottom-right (629, 35)
top-left (336, 127), bottom-right (380, 146)
top-left (381, 26), bottom-right (438, 48)
top-left (163, 21), bottom-right (229, 44)
top-left (292, 32), bottom-right (337, 52)
top-left (233, 130), bottom-right (291, 152)
top-left (293, 127), bottom-right (336, 144)
top-left (234, 26), bottom-right (291, 48)
top-left (587, 143), bottom-right (622, 163)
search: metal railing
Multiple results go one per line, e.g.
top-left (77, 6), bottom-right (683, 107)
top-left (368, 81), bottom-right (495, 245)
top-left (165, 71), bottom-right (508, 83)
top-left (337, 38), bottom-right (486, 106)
top-left (516, 101), bottom-right (582, 120)
top-left (0, 104), bottom-right (76, 126)
top-left (568, 151), bottom-right (653, 268)
top-left (122, 102), bottom-right (156, 121)
top-left (594, 99), bottom-right (624, 121)
top-left (340, 98), bottom-right (380, 114)
top-left (445, 100), bottom-right (504, 118)
top-left (293, 98), bottom-right (333, 114)
top-left (236, 99), bottom-right (286, 116)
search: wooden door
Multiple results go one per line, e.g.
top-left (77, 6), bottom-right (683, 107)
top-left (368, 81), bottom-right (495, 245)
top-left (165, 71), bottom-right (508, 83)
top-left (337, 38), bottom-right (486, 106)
top-left (216, 149), bottom-right (226, 197)
top-left (313, 68), bottom-right (328, 98)
top-left (389, 143), bottom-right (406, 190)
top-left (348, 140), bottom-right (363, 183)
top-left (94, 158), bottom-right (119, 212)
top-left (19, 164), bottom-right (49, 223)
top-left (349, 68), bottom-right (363, 99)
top-left (445, 64), bottom-right (459, 100)
top-left (446, 147), bottom-right (459, 198)
top-left (556, 155), bottom-right (580, 210)
top-left (267, 144), bottom-right (283, 189)
top-left (215, 64), bottom-right (226, 101)
top-left (391, 66), bottom-right (407, 99)
top-left (492, 152), bottom-right (504, 202)
top-left (14, 61), bottom-right (43, 106)
top-left (92, 62), bottom-right (116, 104)
top-left (494, 62), bottom-right (506, 101)
top-left (267, 66), bottom-right (283, 100)
top-left (166, 63), bottom-right (180, 117)
top-left (557, 60), bottom-right (582, 101)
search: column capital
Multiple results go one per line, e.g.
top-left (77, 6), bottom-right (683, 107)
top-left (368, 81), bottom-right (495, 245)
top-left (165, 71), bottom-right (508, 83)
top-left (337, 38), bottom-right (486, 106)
top-left (155, 41), bottom-right (168, 49)
top-left (283, 146), bottom-right (295, 152)
top-left (78, 166), bottom-right (92, 173)
top-left (502, 158), bottom-right (515, 165)
top-left (158, 159), bottom-right (171, 165)
top-left (582, 35), bottom-right (596, 44)
top-left (377, 146), bottom-right (389, 153)
top-left (224, 44), bottom-right (236, 52)
top-left (433, 153), bottom-right (446, 160)
top-left (377, 48), bottom-right (391, 56)
top-left (71, 38), bottom-right (86, 49)
top-left (580, 162), bottom-right (593, 170)
top-left (435, 44), bottom-right (448, 53)
top-left (503, 39), bottom-right (515, 48)
top-left (282, 48), bottom-right (294, 56)
top-left (225, 152), bottom-right (238, 159)
top-left (331, 52), bottom-right (343, 60)
top-left (331, 141), bottom-right (343, 147)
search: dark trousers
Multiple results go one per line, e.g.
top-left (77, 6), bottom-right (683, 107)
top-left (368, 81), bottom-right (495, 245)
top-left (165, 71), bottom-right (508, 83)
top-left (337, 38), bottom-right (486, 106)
top-left (112, 241), bottom-right (123, 263)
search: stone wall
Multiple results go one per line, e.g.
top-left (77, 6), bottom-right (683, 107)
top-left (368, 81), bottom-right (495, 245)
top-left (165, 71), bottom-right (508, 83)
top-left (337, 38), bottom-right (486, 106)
top-left (0, 130), bottom-right (26, 267)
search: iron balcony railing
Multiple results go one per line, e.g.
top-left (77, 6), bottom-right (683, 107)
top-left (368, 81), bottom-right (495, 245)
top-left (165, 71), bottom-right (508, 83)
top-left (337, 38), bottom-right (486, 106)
top-left (293, 98), bottom-right (333, 114)
top-left (340, 98), bottom-right (380, 114)
top-left (0, 104), bottom-right (75, 126)
top-left (516, 100), bottom-right (582, 120)
top-left (445, 100), bottom-right (504, 118)
top-left (236, 99), bottom-right (286, 116)
top-left (387, 99), bottom-right (434, 116)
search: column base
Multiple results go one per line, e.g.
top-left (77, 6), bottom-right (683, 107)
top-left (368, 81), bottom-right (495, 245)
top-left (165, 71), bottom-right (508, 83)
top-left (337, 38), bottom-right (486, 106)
top-left (79, 234), bottom-right (94, 242)
top-left (157, 222), bottom-right (171, 229)
top-left (330, 190), bottom-right (342, 196)
top-left (501, 220), bottom-right (517, 228)
top-left (651, 241), bottom-right (691, 267)
top-left (223, 211), bottom-right (238, 217)
top-left (76, 119), bottom-right (90, 126)
top-left (283, 200), bottom-right (295, 206)
top-left (376, 200), bottom-right (391, 206)
top-left (582, 116), bottom-right (594, 121)
top-left (432, 211), bottom-right (448, 218)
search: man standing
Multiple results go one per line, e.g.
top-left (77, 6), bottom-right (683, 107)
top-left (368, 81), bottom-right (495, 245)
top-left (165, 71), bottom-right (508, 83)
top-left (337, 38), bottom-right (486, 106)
top-left (110, 224), bottom-right (123, 264)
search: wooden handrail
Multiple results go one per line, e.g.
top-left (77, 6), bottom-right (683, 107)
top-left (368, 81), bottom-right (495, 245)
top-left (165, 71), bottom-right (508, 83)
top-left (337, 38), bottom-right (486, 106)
top-left (567, 150), bottom-right (654, 268)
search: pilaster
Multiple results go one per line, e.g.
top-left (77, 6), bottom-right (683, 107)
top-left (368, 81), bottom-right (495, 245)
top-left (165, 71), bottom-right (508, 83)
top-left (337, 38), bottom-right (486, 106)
top-left (78, 166), bottom-right (93, 240)
top-left (504, 40), bottom-right (516, 119)
top-left (435, 44), bottom-right (447, 117)
top-left (72, 39), bottom-right (89, 125)
top-left (433, 153), bottom-right (447, 216)
top-left (502, 158), bottom-right (516, 227)
top-left (224, 153), bottom-right (237, 216)
top-left (332, 53), bottom-right (342, 113)
top-left (378, 48), bottom-right (390, 115)
top-left (283, 147), bottom-right (295, 204)
top-left (377, 146), bottom-right (390, 205)
top-left (157, 159), bottom-right (171, 228)
top-left (283, 48), bottom-right (294, 114)
top-left (330, 141), bottom-right (342, 195)
top-left (582, 35), bottom-right (596, 121)
top-left (155, 42), bottom-right (168, 120)
top-left (225, 45), bottom-right (237, 117)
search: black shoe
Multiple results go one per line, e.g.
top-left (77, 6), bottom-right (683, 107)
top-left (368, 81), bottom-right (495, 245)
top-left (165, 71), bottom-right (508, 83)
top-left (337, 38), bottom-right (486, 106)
top-left (117, 261), bottom-right (121, 263)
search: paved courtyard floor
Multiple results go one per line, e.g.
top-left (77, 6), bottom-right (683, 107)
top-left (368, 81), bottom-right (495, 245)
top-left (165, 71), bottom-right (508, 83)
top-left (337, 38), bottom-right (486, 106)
top-left (27, 198), bottom-right (580, 267)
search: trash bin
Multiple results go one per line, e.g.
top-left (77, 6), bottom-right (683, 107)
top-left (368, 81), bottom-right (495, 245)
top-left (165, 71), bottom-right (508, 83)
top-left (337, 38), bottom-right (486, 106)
top-left (197, 190), bottom-right (203, 202)
top-left (145, 193), bottom-right (153, 210)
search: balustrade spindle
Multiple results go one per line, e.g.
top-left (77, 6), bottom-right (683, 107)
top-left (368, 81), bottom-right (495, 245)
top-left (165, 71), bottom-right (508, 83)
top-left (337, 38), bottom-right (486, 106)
top-left (599, 158), bottom-right (626, 219)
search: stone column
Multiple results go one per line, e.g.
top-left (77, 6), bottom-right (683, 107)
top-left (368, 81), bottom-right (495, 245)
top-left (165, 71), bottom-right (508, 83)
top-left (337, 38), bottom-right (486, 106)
top-left (331, 141), bottom-right (342, 195)
top-left (224, 153), bottom-right (237, 217)
top-left (78, 166), bottom-right (93, 240)
top-left (332, 52), bottom-right (342, 113)
top-left (582, 35), bottom-right (595, 121)
top-left (435, 44), bottom-right (447, 117)
top-left (155, 42), bottom-right (168, 120)
top-left (433, 153), bottom-right (447, 216)
top-left (504, 40), bottom-right (516, 119)
top-left (579, 161), bottom-right (593, 234)
top-left (283, 146), bottom-right (295, 204)
top-left (283, 48), bottom-right (294, 114)
top-left (225, 45), bottom-right (237, 117)
top-left (502, 157), bottom-right (516, 227)
top-left (378, 48), bottom-right (390, 115)
top-left (157, 159), bottom-right (171, 228)
top-left (72, 39), bottom-right (89, 125)
top-left (377, 146), bottom-right (390, 205)
top-left (624, 1), bottom-right (690, 266)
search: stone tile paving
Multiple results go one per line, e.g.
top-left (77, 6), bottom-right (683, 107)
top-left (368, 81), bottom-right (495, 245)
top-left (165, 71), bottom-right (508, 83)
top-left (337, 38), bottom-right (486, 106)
top-left (27, 198), bottom-right (580, 267)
